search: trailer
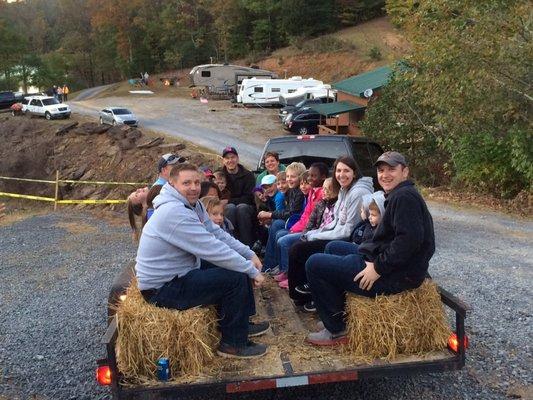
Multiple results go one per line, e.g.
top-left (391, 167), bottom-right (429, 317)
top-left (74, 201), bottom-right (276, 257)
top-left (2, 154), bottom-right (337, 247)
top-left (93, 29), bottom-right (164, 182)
top-left (236, 77), bottom-right (324, 106)
top-left (278, 84), bottom-right (335, 106)
top-left (97, 264), bottom-right (469, 399)
top-left (188, 64), bottom-right (278, 97)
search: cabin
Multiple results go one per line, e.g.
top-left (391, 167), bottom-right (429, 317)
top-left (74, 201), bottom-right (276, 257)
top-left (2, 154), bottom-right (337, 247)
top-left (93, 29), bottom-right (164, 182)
top-left (310, 66), bottom-right (392, 135)
top-left (237, 77), bottom-right (323, 106)
top-left (188, 64), bottom-right (278, 95)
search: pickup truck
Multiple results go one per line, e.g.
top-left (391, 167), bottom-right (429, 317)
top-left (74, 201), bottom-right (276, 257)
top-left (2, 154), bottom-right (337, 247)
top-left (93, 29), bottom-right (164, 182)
top-left (98, 264), bottom-right (468, 399)
top-left (0, 91), bottom-right (24, 110)
top-left (96, 135), bottom-right (469, 398)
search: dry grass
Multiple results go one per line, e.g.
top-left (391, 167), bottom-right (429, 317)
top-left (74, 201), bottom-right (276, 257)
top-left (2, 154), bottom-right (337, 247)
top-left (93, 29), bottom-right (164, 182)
top-left (115, 280), bottom-right (220, 384)
top-left (344, 280), bottom-right (450, 362)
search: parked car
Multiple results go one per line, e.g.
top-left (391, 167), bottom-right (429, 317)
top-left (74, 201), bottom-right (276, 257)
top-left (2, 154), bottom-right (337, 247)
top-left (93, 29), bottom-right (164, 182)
top-left (99, 107), bottom-right (138, 127)
top-left (24, 95), bottom-right (71, 119)
top-left (0, 91), bottom-right (24, 110)
top-left (283, 108), bottom-right (321, 135)
top-left (278, 97), bottom-right (329, 122)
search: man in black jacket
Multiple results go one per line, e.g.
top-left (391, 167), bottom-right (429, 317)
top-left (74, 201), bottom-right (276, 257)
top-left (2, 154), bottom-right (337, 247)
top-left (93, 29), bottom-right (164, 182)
top-left (222, 146), bottom-right (256, 246)
top-left (305, 151), bottom-right (435, 346)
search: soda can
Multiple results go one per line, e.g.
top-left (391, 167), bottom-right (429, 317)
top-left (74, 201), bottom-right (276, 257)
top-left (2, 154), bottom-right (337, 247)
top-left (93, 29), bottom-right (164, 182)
top-left (157, 357), bottom-right (170, 381)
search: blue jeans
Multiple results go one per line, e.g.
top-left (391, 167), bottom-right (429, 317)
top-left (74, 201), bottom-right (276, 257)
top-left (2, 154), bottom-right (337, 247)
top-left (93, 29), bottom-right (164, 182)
top-left (325, 240), bottom-right (359, 256)
top-left (277, 232), bottom-right (302, 272)
top-left (305, 253), bottom-right (402, 334)
top-left (149, 268), bottom-right (255, 347)
top-left (262, 219), bottom-right (288, 269)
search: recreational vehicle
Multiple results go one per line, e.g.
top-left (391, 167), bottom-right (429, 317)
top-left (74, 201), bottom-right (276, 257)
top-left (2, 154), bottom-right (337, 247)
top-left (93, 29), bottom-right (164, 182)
top-left (188, 64), bottom-right (277, 95)
top-left (279, 84), bottom-right (335, 106)
top-left (237, 77), bottom-right (324, 106)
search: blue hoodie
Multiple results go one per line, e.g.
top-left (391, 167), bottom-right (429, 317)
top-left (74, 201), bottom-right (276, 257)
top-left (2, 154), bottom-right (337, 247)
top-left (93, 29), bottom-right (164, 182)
top-left (135, 183), bottom-right (258, 290)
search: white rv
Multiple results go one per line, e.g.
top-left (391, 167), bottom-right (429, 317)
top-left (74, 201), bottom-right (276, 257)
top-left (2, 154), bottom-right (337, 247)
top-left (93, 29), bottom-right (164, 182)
top-left (279, 84), bottom-right (335, 106)
top-left (237, 77), bottom-right (324, 106)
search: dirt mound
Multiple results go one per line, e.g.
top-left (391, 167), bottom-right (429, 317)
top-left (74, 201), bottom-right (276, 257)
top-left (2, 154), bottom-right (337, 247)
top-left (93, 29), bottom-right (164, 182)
top-left (0, 116), bottom-right (219, 205)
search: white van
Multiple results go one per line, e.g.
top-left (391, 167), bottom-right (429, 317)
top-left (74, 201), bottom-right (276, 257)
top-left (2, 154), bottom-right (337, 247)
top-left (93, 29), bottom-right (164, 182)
top-left (25, 95), bottom-right (71, 120)
top-left (236, 76), bottom-right (323, 106)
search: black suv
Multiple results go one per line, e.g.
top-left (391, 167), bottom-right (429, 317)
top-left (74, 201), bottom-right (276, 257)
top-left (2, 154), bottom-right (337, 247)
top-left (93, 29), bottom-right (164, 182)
top-left (258, 134), bottom-right (384, 188)
top-left (0, 91), bottom-right (22, 110)
top-left (283, 108), bottom-right (321, 135)
top-left (278, 97), bottom-right (330, 122)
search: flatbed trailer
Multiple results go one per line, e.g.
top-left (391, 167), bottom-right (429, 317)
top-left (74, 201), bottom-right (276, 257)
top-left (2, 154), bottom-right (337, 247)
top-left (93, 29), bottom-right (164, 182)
top-left (97, 266), bottom-right (468, 399)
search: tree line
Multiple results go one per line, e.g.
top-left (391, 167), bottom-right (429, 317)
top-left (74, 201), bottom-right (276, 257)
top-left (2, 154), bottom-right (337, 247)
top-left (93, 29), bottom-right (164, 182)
top-left (0, 0), bottom-right (384, 92)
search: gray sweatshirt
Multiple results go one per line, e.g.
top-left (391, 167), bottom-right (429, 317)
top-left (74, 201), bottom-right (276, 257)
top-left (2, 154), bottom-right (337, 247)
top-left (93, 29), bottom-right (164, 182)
top-left (305, 176), bottom-right (374, 241)
top-left (135, 183), bottom-right (258, 290)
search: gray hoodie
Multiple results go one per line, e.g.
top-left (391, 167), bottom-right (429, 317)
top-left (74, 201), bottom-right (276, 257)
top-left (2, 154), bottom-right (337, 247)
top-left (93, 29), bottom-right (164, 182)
top-left (371, 190), bottom-right (386, 217)
top-left (305, 176), bottom-right (374, 241)
top-left (135, 183), bottom-right (258, 290)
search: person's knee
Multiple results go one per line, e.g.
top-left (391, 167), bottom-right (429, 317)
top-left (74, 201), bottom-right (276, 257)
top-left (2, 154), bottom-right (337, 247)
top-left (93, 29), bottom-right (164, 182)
top-left (306, 253), bottom-right (329, 278)
top-left (324, 241), bottom-right (335, 254)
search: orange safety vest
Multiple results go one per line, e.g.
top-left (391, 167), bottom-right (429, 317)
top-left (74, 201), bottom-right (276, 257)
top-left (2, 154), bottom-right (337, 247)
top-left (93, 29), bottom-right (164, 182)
top-left (63, 86), bottom-right (69, 94)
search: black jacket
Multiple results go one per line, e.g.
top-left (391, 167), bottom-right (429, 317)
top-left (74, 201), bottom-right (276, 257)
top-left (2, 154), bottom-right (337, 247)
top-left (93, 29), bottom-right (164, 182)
top-left (304, 198), bottom-right (336, 233)
top-left (223, 164), bottom-right (255, 206)
top-left (350, 220), bottom-right (375, 244)
top-left (358, 180), bottom-right (435, 291)
top-left (271, 187), bottom-right (305, 221)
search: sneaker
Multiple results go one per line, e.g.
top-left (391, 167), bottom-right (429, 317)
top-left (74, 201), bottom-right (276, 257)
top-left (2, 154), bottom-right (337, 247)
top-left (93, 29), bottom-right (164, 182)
top-left (263, 266), bottom-right (280, 276)
top-left (251, 240), bottom-right (263, 255)
top-left (306, 328), bottom-right (348, 346)
top-left (274, 272), bottom-right (287, 282)
top-left (278, 279), bottom-right (289, 289)
top-left (303, 301), bottom-right (316, 312)
top-left (217, 341), bottom-right (268, 359)
top-left (295, 283), bottom-right (311, 295)
top-left (248, 320), bottom-right (270, 337)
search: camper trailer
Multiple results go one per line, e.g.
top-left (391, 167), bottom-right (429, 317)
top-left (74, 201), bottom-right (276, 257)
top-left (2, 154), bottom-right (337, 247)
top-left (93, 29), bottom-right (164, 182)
top-left (188, 64), bottom-right (277, 95)
top-left (279, 84), bottom-right (335, 106)
top-left (237, 77), bottom-right (324, 106)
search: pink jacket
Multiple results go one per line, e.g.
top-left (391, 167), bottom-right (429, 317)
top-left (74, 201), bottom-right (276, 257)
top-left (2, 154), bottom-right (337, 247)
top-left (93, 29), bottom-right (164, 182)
top-left (290, 187), bottom-right (324, 233)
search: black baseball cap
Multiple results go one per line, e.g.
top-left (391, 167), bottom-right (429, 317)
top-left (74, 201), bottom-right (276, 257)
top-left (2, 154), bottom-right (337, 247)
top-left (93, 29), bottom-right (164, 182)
top-left (374, 151), bottom-right (408, 167)
top-left (222, 146), bottom-right (238, 158)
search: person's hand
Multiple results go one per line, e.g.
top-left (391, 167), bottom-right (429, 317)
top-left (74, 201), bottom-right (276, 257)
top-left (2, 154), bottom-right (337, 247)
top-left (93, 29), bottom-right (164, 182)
top-left (251, 254), bottom-right (263, 271)
top-left (257, 211), bottom-right (271, 220)
top-left (253, 273), bottom-right (265, 288)
top-left (354, 261), bottom-right (381, 291)
top-left (220, 199), bottom-right (228, 207)
top-left (0, 203), bottom-right (5, 219)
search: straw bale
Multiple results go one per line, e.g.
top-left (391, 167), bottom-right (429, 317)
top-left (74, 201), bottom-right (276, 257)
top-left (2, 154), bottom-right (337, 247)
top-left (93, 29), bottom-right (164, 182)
top-left (115, 280), bottom-right (219, 383)
top-left (344, 280), bottom-right (450, 362)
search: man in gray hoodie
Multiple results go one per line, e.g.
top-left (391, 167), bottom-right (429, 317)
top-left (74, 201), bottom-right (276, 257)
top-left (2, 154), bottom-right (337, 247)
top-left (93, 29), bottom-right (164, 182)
top-left (135, 163), bottom-right (269, 358)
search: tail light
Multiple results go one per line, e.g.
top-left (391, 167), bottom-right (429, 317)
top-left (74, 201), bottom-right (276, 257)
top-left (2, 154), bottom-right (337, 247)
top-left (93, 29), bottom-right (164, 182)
top-left (296, 135), bottom-right (316, 141)
top-left (447, 332), bottom-right (469, 353)
top-left (96, 363), bottom-right (112, 386)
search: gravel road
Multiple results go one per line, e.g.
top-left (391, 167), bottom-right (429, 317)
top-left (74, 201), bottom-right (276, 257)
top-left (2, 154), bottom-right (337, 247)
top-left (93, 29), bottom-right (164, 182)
top-left (0, 204), bottom-right (531, 400)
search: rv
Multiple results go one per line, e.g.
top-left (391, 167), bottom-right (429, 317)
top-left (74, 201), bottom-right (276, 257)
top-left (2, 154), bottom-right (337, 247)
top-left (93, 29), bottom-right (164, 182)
top-left (188, 64), bottom-right (277, 95)
top-left (279, 84), bottom-right (335, 106)
top-left (237, 77), bottom-right (324, 106)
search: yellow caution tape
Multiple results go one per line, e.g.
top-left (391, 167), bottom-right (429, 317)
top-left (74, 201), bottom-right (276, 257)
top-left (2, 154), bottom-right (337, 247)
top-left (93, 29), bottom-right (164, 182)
top-left (0, 192), bottom-right (55, 202)
top-left (56, 199), bottom-right (126, 204)
top-left (0, 176), bottom-right (56, 184)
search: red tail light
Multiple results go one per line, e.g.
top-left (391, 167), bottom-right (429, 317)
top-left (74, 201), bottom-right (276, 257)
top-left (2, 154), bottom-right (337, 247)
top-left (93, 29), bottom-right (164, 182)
top-left (447, 332), bottom-right (469, 353)
top-left (96, 364), bottom-right (112, 386)
top-left (296, 135), bottom-right (316, 141)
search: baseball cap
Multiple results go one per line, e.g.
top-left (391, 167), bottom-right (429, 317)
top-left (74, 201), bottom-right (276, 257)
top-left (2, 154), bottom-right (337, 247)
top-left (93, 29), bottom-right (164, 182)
top-left (261, 175), bottom-right (277, 186)
top-left (222, 146), bottom-right (238, 158)
top-left (374, 151), bottom-right (408, 167)
top-left (200, 166), bottom-right (214, 179)
top-left (158, 153), bottom-right (186, 172)
top-left (252, 185), bottom-right (264, 194)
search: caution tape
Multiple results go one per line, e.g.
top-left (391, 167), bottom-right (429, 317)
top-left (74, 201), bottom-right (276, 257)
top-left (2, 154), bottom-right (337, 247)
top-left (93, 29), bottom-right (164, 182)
top-left (0, 176), bottom-right (56, 184)
top-left (0, 176), bottom-right (147, 186)
top-left (0, 192), bottom-right (55, 202)
top-left (56, 199), bottom-right (126, 204)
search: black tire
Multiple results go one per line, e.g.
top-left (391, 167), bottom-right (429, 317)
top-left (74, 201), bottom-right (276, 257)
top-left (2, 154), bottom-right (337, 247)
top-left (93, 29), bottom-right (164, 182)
top-left (298, 126), bottom-right (308, 134)
top-left (45, 112), bottom-right (51, 120)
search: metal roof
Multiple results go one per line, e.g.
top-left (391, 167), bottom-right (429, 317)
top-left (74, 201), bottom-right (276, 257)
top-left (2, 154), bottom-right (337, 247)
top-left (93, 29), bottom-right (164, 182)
top-left (309, 100), bottom-right (366, 117)
top-left (332, 66), bottom-right (392, 97)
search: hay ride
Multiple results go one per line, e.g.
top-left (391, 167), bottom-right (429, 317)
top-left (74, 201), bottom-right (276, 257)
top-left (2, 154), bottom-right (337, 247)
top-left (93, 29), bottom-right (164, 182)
top-left (97, 263), bottom-right (468, 399)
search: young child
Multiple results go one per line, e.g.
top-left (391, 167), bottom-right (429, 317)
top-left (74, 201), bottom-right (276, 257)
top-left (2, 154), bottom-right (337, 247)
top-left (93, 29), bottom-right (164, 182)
top-left (201, 196), bottom-right (234, 235)
top-left (213, 170), bottom-right (231, 201)
top-left (276, 171), bottom-right (289, 195)
top-left (260, 162), bottom-right (306, 273)
top-left (277, 177), bottom-right (339, 288)
top-left (260, 174), bottom-right (285, 217)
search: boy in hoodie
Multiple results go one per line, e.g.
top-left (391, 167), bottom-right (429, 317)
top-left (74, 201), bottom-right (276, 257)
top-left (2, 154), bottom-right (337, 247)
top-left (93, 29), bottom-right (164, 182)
top-left (305, 151), bottom-right (435, 346)
top-left (135, 163), bottom-right (269, 359)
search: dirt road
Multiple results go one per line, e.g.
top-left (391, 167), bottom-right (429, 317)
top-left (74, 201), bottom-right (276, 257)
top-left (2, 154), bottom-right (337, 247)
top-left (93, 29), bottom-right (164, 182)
top-left (70, 90), bottom-right (284, 168)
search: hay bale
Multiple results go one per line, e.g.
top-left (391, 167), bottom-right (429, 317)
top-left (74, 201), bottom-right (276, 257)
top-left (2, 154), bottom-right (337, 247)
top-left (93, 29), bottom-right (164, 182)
top-left (344, 280), bottom-right (450, 361)
top-left (115, 280), bottom-right (219, 383)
